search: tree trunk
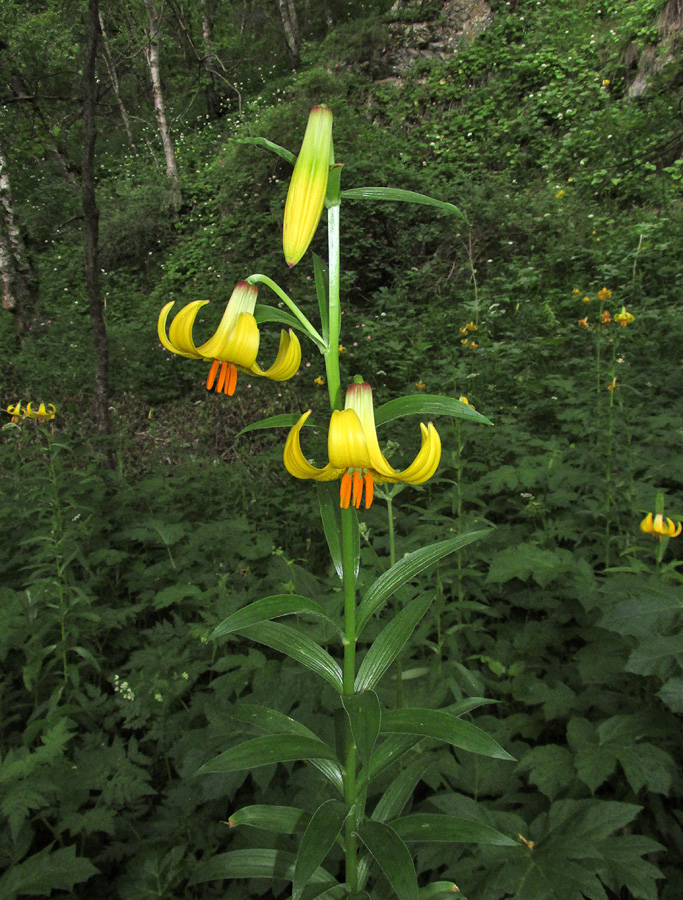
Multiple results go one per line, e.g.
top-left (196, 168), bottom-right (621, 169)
top-left (98, 10), bottom-right (135, 146)
top-left (276, 0), bottom-right (300, 60)
top-left (0, 141), bottom-right (40, 336)
top-left (143, 0), bottom-right (182, 210)
top-left (83, 0), bottom-right (113, 457)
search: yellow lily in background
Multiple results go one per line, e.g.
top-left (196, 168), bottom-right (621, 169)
top-left (283, 105), bottom-right (333, 268)
top-left (284, 381), bottom-right (441, 510)
top-left (6, 402), bottom-right (27, 422)
top-left (614, 306), bottom-right (635, 326)
top-left (158, 281), bottom-right (301, 395)
top-left (26, 402), bottom-right (56, 422)
top-left (640, 512), bottom-right (682, 539)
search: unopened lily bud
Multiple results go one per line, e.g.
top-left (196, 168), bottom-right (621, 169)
top-left (283, 105), bottom-right (333, 267)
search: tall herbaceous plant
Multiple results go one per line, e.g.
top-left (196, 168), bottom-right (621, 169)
top-left (160, 106), bottom-right (516, 899)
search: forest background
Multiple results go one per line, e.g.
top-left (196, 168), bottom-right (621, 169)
top-left (2, 0), bottom-right (683, 898)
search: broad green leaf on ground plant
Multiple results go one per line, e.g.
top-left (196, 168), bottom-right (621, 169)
top-left (355, 594), bottom-right (433, 691)
top-left (597, 584), bottom-right (682, 638)
top-left (357, 819), bottom-right (418, 900)
top-left (318, 483), bottom-right (359, 581)
top-left (235, 135), bottom-right (296, 165)
top-left (255, 304), bottom-right (303, 331)
top-left (237, 622), bottom-right (344, 692)
top-left (486, 543), bottom-right (574, 588)
top-left (229, 804), bottom-right (308, 833)
top-left (372, 757), bottom-right (430, 823)
top-left (342, 690), bottom-right (381, 772)
top-left (226, 704), bottom-right (344, 793)
top-left (356, 531), bottom-right (490, 636)
top-left (380, 709), bottom-right (514, 760)
top-left (567, 716), bottom-right (674, 795)
top-left (211, 594), bottom-right (340, 639)
top-left (198, 733), bottom-right (337, 774)
top-left (390, 813), bottom-right (516, 846)
top-left (189, 848), bottom-right (341, 893)
top-left (293, 800), bottom-right (349, 900)
top-left (658, 676), bottom-right (683, 713)
top-left (237, 414), bottom-right (319, 437)
top-left (516, 744), bottom-right (576, 800)
top-left (0, 844), bottom-right (98, 898)
top-left (339, 187), bottom-right (468, 223)
top-left (374, 394), bottom-right (492, 427)
top-left (624, 632), bottom-right (683, 679)
top-left (313, 254), bottom-right (329, 343)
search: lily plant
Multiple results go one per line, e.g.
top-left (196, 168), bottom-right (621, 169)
top-left (164, 105), bottom-right (518, 899)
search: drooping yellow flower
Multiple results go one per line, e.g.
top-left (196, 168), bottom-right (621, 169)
top-left (640, 512), bottom-right (682, 539)
top-left (572, 288), bottom-right (581, 295)
top-left (338, 345), bottom-right (346, 355)
top-left (578, 316), bottom-right (590, 328)
top-left (314, 376), bottom-right (325, 387)
top-left (614, 306), bottom-right (634, 326)
top-left (460, 338), bottom-right (468, 345)
top-left (6, 402), bottom-right (27, 423)
top-left (158, 282), bottom-right (301, 395)
top-left (465, 321), bottom-right (478, 332)
top-left (597, 288), bottom-right (612, 302)
top-left (582, 296), bottom-right (591, 303)
top-left (284, 381), bottom-right (441, 510)
top-left (26, 402), bottom-right (56, 422)
top-left (458, 396), bottom-right (475, 409)
top-left (416, 380), bottom-right (426, 390)
top-left (601, 310), bottom-right (612, 324)
top-left (283, 105), bottom-right (333, 268)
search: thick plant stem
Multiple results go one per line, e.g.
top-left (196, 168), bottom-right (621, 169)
top-left (385, 494), bottom-right (403, 707)
top-left (247, 273), bottom-right (325, 348)
top-left (341, 505), bottom-right (358, 892)
top-left (325, 203), bottom-right (342, 411)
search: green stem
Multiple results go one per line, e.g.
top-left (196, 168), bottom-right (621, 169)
top-left (247, 273), bottom-right (326, 348)
top-left (324, 203), bottom-right (343, 412)
top-left (341, 506), bottom-right (358, 892)
top-left (604, 345), bottom-right (616, 568)
top-left (385, 493), bottom-right (403, 708)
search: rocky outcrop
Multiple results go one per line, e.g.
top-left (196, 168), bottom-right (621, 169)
top-left (626, 0), bottom-right (683, 98)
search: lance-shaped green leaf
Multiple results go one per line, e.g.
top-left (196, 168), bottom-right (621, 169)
top-left (372, 757), bottom-right (431, 823)
top-left (212, 595), bottom-right (340, 640)
top-left (189, 848), bottom-right (342, 892)
top-left (342, 690), bottom-right (381, 772)
top-left (366, 735), bottom-right (423, 784)
top-left (357, 819), bottom-right (418, 900)
top-left (391, 814), bottom-right (516, 846)
top-left (318, 483), bottom-right (343, 579)
top-left (419, 883), bottom-right (465, 900)
top-left (234, 136), bottom-right (296, 165)
top-left (254, 304), bottom-right (303, 332)
top-left (374, 394), bottom-right (492, 428)
top-left (238, 621), bottom-right (344, 693)
top-left (293, 800), bottom-right (349, 900)
top-left (198, 733), bottom-right (337, 775)
top-left (355, 594), bottom-right (433, 692)
top-left (237, 413), bottom-right (319, 437)
top-left (313, 253), bottom-right (329, 344)
top-left (357, 532), bottom-right (490, 637)
top-left (380, 708), bottom-right (514, 761)
top-left (340, 187), bottom-right (468, 223)
top-left (227, 704), bottom-right (343, 794)
top-left (228, 805), bottom-right (308, 834)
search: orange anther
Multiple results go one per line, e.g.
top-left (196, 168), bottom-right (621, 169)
top-left (225, 363), bottom-right (238, 396)
top-left (206, 359), bottom-right (220, 390)
top-left (364, 473), bottom-right (374, 509)
top-left (216, 361), bottom-right (228, 393)
top-left (340, 472), bottom-right (352, 509)
top-left (352, 471), bottom-right (363, 509)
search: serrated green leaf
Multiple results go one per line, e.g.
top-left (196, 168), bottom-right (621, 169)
top-left (228, 804), bottom-right (308, 833)
top-left (357, 819), bottom-right (418, 900)
top-left (355, 594), bottom-right (433, 691)
top-left (293, 800), bottom-right (348, 900)
top-left (234, 135), bottom-right (296, 165)
top-left (0, 844), bottom-right (98, 896)
top-left (212, 594), bottom-right (339, 640)
top-left (380, 708), bottom-right (514, 760)
top-left (390, 813), bottom-right (516, 846)
top-left (198, 734), bottom-right (337, 774)
top-left (339, 187), bottom-right (468, 223)
top-left (357, 531), bottom-right (491, 636)
top-left (374, 394), bottom-right (492, 427)
top-left (343, 690), bottom-right (381, 772)
top-left (517, 744), bottom-right (575, 800)
top-left (238, 621), bottom-right (344, 693)
top-left (254, 304), bottom-right (303, 331)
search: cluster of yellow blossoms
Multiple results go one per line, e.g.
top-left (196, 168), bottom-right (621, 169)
top-left (575, 287), bottom-right (634, 329)
top-left (6, 402), bottom-right (56, 423)
top-left (459, 321), bottom-right (478, 350)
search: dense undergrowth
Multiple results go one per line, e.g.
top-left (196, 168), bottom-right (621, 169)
top-left (2, 0), bottom-right (683, 898)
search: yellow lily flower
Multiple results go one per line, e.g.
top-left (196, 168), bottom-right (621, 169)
top-left (284, 381), bottom-right (441, 510)
top-left (283, 105), bottom-right (333, 268)
top-left (6, 402), bottom-right (27, 422)
top-left (26, 402), bottom-right (56, 422)
top-left (614, 306), bottom-right (634, 326)
top-left (597, 287), bottom-right (612, 302)
top-left (640, 512), bottom-right (682, 539)
top-left (458, 396), bottom-right (475, 409)
top-left (158, 281), bottom-right (301, 395)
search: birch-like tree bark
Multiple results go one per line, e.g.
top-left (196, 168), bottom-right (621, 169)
top-left (0, 140), bottom-right (40, 335)
top-left (276, 0), bottom-right (300, 60)
top-left (83, 0), bottom-right (113, 453)
top-left (98, 10), bottom-right (135, 146)
top-left (143, 0), bottom-right (182, 210)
